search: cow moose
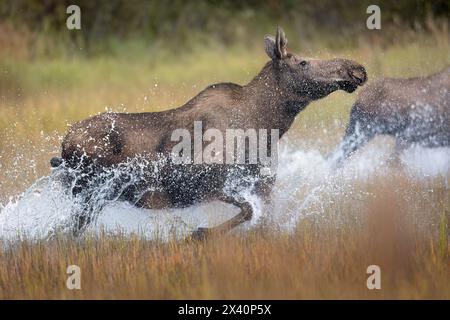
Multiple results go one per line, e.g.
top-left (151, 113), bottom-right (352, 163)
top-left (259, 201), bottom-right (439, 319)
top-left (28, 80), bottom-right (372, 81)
top-left (51, 27), bottom-right (367, 238)
top-left (331, 66), bottom-right (449, 165)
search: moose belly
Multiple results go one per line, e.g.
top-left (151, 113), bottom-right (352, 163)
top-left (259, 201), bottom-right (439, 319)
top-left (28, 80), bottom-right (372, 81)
top-left (162, 164), bottom-right (226, 208)
top-left (133, 163), bottom-right (259, 209)
top-left (125, 163), bottom-right (227, 209)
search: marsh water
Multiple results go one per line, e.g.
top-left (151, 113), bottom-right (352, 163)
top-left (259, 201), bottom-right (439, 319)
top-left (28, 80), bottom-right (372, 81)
top-left (1, 133), bottom-right (448, 242)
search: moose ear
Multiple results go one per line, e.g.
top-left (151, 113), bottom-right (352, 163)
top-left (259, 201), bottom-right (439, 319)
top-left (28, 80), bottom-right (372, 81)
top-left (275, 26), bottom-right (288, 59)
top-left (264, 35), bottom-right (277, 60)
top-left (264, 27), bottom-right (288, 60)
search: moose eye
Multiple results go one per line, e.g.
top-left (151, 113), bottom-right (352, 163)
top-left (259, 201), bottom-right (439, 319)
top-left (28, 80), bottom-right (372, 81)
top-left (299, 60), bottom-right (308, 67)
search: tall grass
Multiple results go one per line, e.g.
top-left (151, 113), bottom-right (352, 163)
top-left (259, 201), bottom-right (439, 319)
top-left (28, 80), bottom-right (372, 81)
top-left (0, 175), bottom-right (448, 299)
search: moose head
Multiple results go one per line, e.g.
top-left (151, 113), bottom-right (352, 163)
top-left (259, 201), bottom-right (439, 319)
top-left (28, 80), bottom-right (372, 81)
top-left (263, 27), bottom-right (367, 100)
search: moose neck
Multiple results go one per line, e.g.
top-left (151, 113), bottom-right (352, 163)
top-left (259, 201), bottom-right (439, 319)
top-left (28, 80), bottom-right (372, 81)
top-left (243, 62), bottom-right (310, 137)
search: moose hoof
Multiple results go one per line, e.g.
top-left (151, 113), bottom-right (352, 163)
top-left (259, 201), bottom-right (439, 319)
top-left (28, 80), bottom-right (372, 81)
top-left (191, 227), bottom-right (210, 240)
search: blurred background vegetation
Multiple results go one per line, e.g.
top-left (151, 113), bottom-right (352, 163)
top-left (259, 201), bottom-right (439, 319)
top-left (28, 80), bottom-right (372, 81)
top-left (0, 0), bottom-right (448, 95)
top-left (0, 0), bottom-right (449, 57)
top-left (0, 0), bottom-right (448, 196)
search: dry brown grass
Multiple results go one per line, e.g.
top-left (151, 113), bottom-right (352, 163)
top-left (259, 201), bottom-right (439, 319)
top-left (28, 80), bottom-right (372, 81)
top-left (0, 174), bottom-right (448, 300)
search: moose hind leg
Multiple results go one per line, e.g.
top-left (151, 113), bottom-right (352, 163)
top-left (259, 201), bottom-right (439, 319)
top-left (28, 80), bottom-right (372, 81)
top-left (191, 197), bottom-right (253, 240)
top-left (72, 207), bottom-right (93, 236)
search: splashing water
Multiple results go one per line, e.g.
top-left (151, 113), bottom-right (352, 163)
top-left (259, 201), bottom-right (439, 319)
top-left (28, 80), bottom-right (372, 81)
top-left (0, 139), bottom-right (449, 242)
top-left (400, 146), bottom-right (450, 178)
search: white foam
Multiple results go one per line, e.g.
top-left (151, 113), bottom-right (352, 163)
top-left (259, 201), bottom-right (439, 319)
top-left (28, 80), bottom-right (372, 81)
top-left (0, 176), bottom-right (74, 240)
top-left (400, 146), bottom-right (450, 178)
top-left (0, 142), bottom-right (448, 241)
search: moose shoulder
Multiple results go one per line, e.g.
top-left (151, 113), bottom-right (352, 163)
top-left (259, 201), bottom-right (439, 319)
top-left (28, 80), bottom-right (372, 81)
top-left (54, 27), bottom-right (367, 238)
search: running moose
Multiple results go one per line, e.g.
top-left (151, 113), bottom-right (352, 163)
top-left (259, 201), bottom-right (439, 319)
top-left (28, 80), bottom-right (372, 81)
top-left (52, 27), bottom-right (367, 238)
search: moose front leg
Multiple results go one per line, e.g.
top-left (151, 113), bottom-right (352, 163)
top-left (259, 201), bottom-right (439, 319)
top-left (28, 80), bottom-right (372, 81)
top-left (255, 173), bottom-right (275, 204)
top-left (191, 197), bottom-right (253, 240)
top-left (254, 174), bottom-right (276, 224)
